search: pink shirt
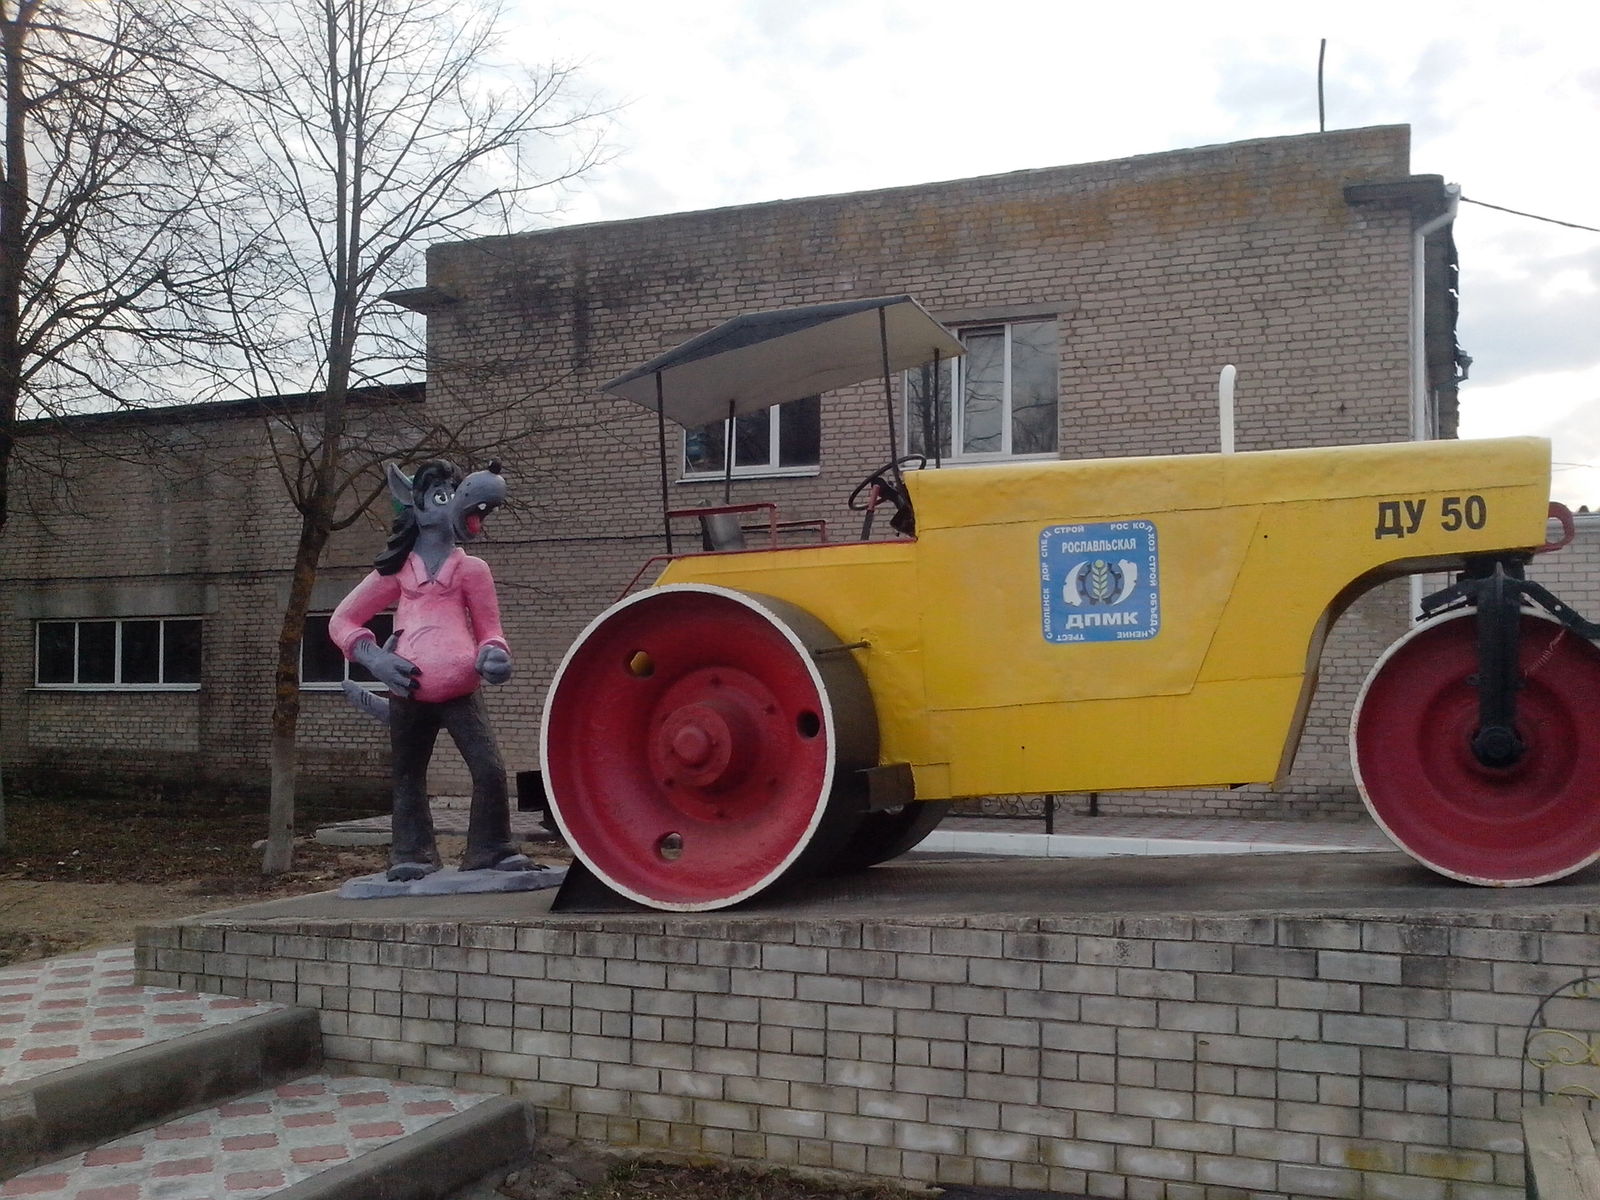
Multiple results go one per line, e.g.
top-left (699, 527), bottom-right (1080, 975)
top-left (329, 548), bottom-right (509, 703)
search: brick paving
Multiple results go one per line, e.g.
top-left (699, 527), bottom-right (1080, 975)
top-left (1, 948), bottom-right (504, 1199)
top-left (0, 948), bottom-right (277, 1087)
top-left (0, 1071), bottom-right (496, 1198)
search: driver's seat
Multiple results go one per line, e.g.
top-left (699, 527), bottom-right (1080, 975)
top-left (699, 511), bottom-right (746, 552)
top-left (668, 502), bottom-right (830, 552)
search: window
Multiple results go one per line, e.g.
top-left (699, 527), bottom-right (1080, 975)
top-left (684, 394), bottom-right (821, 478)
top-left (302, 611), bottom-right (394, 688)
top-left (35, 618), bottom-right (202, 688)
top-left (905, 319), bottom-right (1059, 460)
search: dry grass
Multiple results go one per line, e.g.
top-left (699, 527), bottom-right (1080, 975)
top-left (0, 778), bottom-right (385, 886)
top-left (499, 1159), bottom-right (929, 1200)
top-left (570, 1161), bottom-right (923, 1200)
top-left (0, 779), bottom-right (392, 965)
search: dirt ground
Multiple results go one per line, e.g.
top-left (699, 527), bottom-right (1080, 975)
top-left (0, 837), bottom-right (578, 964)
top-left (0, 782), bottom-right (579, 965)
top-left (2, 877), bottom-right (260, 963)
top-left (2, 785), bottom-right (373, 963)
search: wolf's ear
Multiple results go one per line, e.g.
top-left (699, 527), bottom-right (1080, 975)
top-left (385, 463), bottom-right (414, 508)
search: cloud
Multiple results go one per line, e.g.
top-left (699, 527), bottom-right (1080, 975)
top-left (1459, 244), bottom-right (1600, 386)
top-left (1460, 363), bottom-right (1600, 509)
top-left (1214, 56), bottom-right (1321, 130)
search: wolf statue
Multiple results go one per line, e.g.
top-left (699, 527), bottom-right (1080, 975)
top-left (330, 459), bottom-right (535, 882)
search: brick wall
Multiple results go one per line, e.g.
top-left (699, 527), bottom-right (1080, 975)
top-left (1529, 512), bottom-right (1600, 612)
top-left (0, 403), bottom-right (411, 792)
top-left (22, 692), bottom-right (202, 755)
top-left (140, 902), bottom-right (1600, 1199)
top-left (426, 126), bottom-right (1420, 548)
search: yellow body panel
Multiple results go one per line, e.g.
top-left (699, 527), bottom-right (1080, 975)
top-left (658, 437), bottom-right (1552, 799)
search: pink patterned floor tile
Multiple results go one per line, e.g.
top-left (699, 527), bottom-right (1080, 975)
top-left (0, 948), bottom-right (280, 1088)
top-left (2, 1072), bottom-right (494, 1199)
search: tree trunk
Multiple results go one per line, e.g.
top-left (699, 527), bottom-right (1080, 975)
top-left (262, 513), bottom-right (331, 874)
top-left (264, 731), bottom-right (295, 872)
top-left (0, 2), bottom-right (36, 535)
top-left (0, 5), bottom-right (33, 846)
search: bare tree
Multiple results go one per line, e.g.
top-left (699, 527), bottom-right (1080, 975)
top-left (209, 0), bottom-right (602, 872)
top-left (0, 0), bottom-right (267, 532)
top-left (0, 0), bottom-right (271, 844)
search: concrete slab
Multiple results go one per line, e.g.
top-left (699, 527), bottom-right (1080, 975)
top-left (337, 865), bottom-right (566, 899)
top-left (314, 828), bottom-right (394, 847)
top-left (917, 829), bottom-right (1388, 857)
top-left (171, 848), bottom-right (1600, 927)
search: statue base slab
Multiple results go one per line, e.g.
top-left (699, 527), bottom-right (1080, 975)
top-left (338, 865), bottom-right (567, 900)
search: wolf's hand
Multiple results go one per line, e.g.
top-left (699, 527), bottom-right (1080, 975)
top-left (354, 632), bottom-right (420, 693)
top-left (475, 644), bottom-right (513, 685)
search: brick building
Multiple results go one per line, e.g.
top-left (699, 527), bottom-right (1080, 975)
top-left (0, 388), bottom-right (430, 799)
top-left (6, 123), bottom-right (1568, 820)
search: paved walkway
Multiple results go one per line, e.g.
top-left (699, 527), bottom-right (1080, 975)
top-left (927, 812), bottom-right (1393, 859)
top-left (2, 1075), bottom-right (495, 1198)
top-left (940, 812), bottom-right (1390, 846)
top-left (0, 949), bottom-right (504, 1199)
top-left (315, 799), bottom-right (1395, 855)
top-left (0, 949), bottom-right (275, 1088)
top-left (314, 802), bottom-right (554, 846)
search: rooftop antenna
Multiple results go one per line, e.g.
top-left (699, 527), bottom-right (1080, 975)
top-left (1317, 39), bottom-right (1327, 132)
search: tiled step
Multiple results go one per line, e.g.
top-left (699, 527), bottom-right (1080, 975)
top-left (0, 948), bottom-right (286, 1087)
top-left (1, 949), bottom-right (322, 1176)
top-left (1, 949), bottom-right (531, 1198)
top-left (0, 1006), bottom-right (321, 1178)
top-left (0, 1073), bottom-right (529, 1199)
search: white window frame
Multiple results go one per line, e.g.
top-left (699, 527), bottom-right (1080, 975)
top-left (301, 611), bottom-right (394, 691)
top-left (34, 617), bottom-right (202, 691)
top-left (680, 395), bottom-right (822, 482)
top-left (904, 319), bottom-right (1060, 463)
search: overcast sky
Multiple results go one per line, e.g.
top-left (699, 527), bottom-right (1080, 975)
top-left (510, 0), bottom-right (1600, 505)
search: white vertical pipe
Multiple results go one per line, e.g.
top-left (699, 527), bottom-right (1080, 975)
top-left (1218, 364), bottom-right (1237, 454)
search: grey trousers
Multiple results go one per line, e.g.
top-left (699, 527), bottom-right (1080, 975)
top-left (388, 690), bottom-right (516, 870)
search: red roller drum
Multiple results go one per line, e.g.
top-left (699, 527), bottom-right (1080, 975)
top-left (1351, 611), bottom-right (1600, 886)
top-left (540, 585), bottom-right (875, 910)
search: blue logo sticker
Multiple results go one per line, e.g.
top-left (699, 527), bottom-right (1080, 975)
top-left (1039, 521), bottom-right (1160, 643)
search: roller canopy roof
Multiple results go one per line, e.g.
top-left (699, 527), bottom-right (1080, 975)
top-left (600, 295), bottom-right (965, 429)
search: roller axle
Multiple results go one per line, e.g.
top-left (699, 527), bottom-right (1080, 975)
top-left (1421, 552), bottom-right (1600, 774)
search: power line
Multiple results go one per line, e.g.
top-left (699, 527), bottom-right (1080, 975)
top-left (1460, 196), bottom-right (1600, 233)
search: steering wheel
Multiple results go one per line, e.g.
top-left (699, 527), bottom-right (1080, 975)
top-left (848, 454), bottom-right (926, 537)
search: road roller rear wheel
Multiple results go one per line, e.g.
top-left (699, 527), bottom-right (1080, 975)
top-left (828, 801), bottom-right (952, 874)
top-left (540, 585), bottom-right (877, 910)
top-left (1351, 611), bottom-right (1600, 885)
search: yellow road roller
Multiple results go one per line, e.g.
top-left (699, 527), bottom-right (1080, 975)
top-left (539, 298), bottom-right (1599, 910)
